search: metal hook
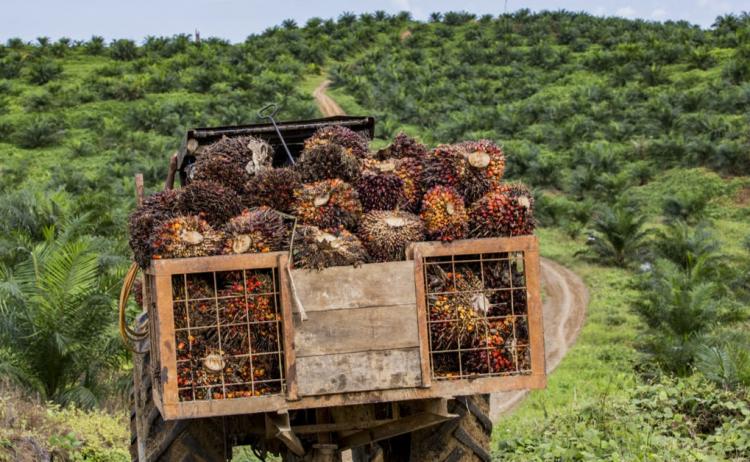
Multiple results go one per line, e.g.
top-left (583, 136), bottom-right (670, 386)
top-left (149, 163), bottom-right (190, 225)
top-left (258, 103), bottom-right (295, 165)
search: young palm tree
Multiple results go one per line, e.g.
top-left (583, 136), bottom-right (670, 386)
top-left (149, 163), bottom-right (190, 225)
top-left (0, 231), bottom-right (123, 408)
top-left (579, 203), bottom-right (650, 267)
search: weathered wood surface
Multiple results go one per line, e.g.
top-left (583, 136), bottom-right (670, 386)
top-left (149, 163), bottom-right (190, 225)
top-left (296, 348), bottom-right (422, 396)
top-left (289, 261), bottom-right (415, 311)
top-left (294, 304), bottom-right (418, 357)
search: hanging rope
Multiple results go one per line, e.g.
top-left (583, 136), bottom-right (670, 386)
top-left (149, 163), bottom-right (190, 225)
top-left (118, 262), bottom-right (149, 351)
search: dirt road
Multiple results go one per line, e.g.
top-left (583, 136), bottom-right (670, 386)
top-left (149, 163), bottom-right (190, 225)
top-left (312, 79), bottom-right (589, 422)
top-left (313, 80), bottom-right (345, 117)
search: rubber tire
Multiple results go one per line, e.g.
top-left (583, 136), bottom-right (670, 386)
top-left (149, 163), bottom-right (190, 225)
top-left (130, 314), bottom-right (228, 462)
top-left (408, 395), bottom-right (493, 462)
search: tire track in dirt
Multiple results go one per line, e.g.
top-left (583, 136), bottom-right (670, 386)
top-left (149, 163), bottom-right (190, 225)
top-left (312, 79), bottom-right (589, 422)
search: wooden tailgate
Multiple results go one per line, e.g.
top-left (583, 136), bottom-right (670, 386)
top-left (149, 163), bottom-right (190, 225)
top-left (290, 261), bottom-right (422, 396)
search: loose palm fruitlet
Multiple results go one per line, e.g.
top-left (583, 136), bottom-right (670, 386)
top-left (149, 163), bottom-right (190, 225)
top-left (243, 167), bottom-right (301, 214)
top-left (189, 135), bottom-right (273, 194)
top-left (294, 179), bottom-right (363, 231)
top-left (303, 125), bottom-right (369, 159)
top-left (178, 180), bottom-right (244, 227)
top-left (222, 207), bottom-right (287, 255)
top-left (128, 189), bottom-right (183, 269)
top-left (296, 142), bottom-right (361, 183)
top-left (420, 186), bottom-right (469, 242)
top-left (150, 216), bottom-right (223, 260)
top-left (359, 210), bottom-right (424, 262)
top-left (292, 225), bottom-right (368, 270)
top-left (468, 184), bottom-right (535, 238)
top-left (454, 139), bottom-right (506, 202)
top-left (375, 132), bottom-right (428, 160)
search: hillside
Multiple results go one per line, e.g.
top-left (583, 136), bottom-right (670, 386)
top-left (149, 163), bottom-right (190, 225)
top-left (0, 10), bottom-right (749, 461)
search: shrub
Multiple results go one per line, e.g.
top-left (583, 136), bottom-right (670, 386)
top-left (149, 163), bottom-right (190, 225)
top-left (13, 116), bottom-right (64, 148)
top-left (27, 60), bottom-right (63, 85)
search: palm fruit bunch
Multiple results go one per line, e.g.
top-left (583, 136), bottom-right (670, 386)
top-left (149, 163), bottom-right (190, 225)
top-left (150, 215), bottom-right (223, 259)
top-left (454, 140), bottom-right (506, 202)
top-left (420, 186), bottom-right (469, 241)
top-left (128, 189), bottom-right (183, 268)
top-left (375, 132), bottom-right (428, 160)
top-left (427, 269), bottom-right (489, 352)
top-left (420, 144), bottom-right (467, 191)
top-left (294, 179), bottom-right (363, 230)
top-left (190, 135), bottom-right (273, 193)
top-left (357, 159), bottom-right (407, 212)
top-left (394, 157), bottom-right (424, 212)
top-left (296, 142), bottom-right (361, 183)
top-left (293, 225), bottom-right (368, 270)
top-left (304, 125), bottom-right (369, 159)
top-left (359, 210), bottom-right (424, 262)
top-left (222, 207), bottom-right (287, 255)
top-left (243, 167), bottom-right (301, 214)
top-left (177, 180), bottom-right (244, 227)
top-left (463, 318), bottom-right (516, 374)
top-left (468, 183), bottom-right (536, 238)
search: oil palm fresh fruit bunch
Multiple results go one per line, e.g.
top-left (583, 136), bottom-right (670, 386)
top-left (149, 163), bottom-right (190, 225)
top-left (303, 125), bottom-right (369, 159)
top-left (294, 179), bottom-right (363, 231)
top-left (292, 225), bottom-right (368, 270)
top-left (359, 210), bottom-right (424, 262)
top-left (222, 207), bottom-right (288, 255)
top-left (421, 145), bottom-right (467, 191)
top-left (128, 189), bottom-right (183, 269)
top-left (190, 135), bottom-right (273, 193)
top-left (177, 180), bottom-right (243, 227)
top-left (150, 215), bottom-right (223, 259)
top-left (454, 140), bottom-right (506, 202)
top-left (464, 318), bottom-right (515, 374)
top-left (296, 142), bottom-right (361, 183)
top-left (243, 167), bottom-right (301, 214)
top-left (375, 132), bottom-right (428, 160)
top-left (468, 184), bottom-right (535, 238)
top-left (356, 158), bottom-right (408, 212)
top-left (420, 186), bottom-right (468, 241)
top-left (393, 157), bottom-right (424, 212)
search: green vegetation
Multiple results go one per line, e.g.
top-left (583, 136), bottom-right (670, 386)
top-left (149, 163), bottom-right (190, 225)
top-left (0, 9), bottom-right (749, 460)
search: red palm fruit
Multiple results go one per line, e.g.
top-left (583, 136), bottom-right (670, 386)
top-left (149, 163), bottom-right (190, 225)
top-left (294, 179), bottom-right (363, 231)
top-left (303, 125), bottom-right (369, 159)
top-left (420, 186), bottom-right (469, 242)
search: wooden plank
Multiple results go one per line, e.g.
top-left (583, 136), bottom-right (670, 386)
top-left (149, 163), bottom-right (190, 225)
top-left (524, 247), bottom-right (546, 377)
top-left (155, 274), bottom-right (179, 415)
top-left (151, 251), bottom-right (285, 276)
top-left (290, 261), bottom-right (416, 312)
top-left (278, 254), bottom-right (299, 401)
top-left (411, 250), bottom-right (432, 388)
top-left (294, 304), bottom-right (418, 357)
top-left (407, 235), bottom-right (538, 259)
top-left (296, 348), bottom-right (422, 396)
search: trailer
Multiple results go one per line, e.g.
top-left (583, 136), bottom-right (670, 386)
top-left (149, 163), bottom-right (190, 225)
top-left (126, 116), bottom-right (545, 462)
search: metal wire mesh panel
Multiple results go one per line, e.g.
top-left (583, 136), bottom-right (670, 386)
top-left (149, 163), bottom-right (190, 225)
top-left (424, 251), bottom-right (532, 380)
top-left (170, 268), bottom-right (285, 401)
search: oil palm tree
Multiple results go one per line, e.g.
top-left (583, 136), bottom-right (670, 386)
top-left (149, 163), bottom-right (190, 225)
top-left (579, 203), bottom-right (650, 267)
top-left (0, 228), bottom-right (123, 408)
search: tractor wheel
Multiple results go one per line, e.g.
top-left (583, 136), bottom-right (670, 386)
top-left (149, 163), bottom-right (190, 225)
top-left (408, 395), bottom-right (493, 462)
top-left (130, 313), bottom-right (228, 462)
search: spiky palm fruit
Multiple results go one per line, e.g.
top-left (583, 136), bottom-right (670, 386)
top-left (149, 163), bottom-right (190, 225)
top-left (292, 225), bottom-right (368, 270)
top-left (190, 135), bottom-right (273, 193)
top-left (243, 167), bottom-right (301, 214)
top-left (375, 132), bottom-right (428, 160)
top-left (468, 185), bottom-right (535, 238)
top-left (150, 216), bottom-right (223, 259)
top-left (454, 140), bottom-right (506, 202)
top-left (296, 142), bottom-right (361, 183)
top-left (177, 180), bottom-right (244, 227)
top-left (222, 207), bottom-right (287, 255)
top-left (420, 186), bottom-right (468, 242)
top-left (303, 125), bottom-right (369, 159)
top-left (421, 144), bottom-right (467, 191)
top-left (128, 189), bottom-right (183, 269)
top-left (394, 157), bottom-right (423, 212)
top-left (356, 167), bottom-right (406, 212)
top-left (359, 210), bottom-right (424, 262)
top-left (294, 179), bottom-right (363, 231)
